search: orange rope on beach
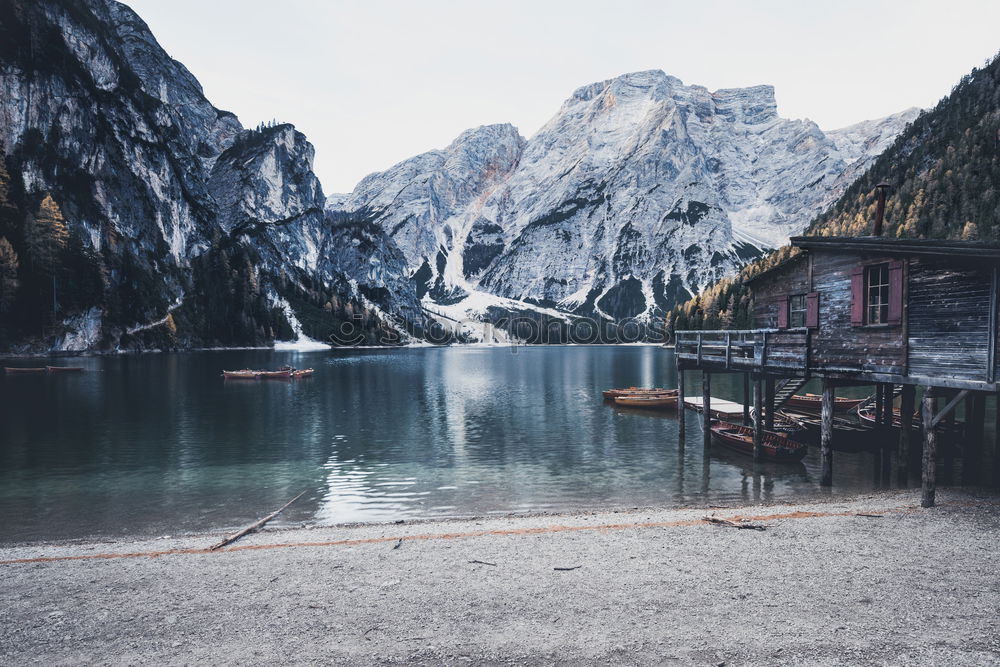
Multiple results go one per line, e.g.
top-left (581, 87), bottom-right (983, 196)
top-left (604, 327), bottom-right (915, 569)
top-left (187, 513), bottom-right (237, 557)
top-left (0, 505), bottom-right (941, 567)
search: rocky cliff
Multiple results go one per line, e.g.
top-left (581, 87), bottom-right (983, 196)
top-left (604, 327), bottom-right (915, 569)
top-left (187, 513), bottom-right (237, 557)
top-left (0, 0), bottom-right (427, 351)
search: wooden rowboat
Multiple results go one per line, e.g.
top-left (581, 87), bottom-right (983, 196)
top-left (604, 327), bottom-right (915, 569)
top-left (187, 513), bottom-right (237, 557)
top-left (257, 369), bottom-right (293, 379)
top-left (614, 394), bottom-right (678, 409)
top-left (46, 366), bottom-right (84, 373)
top-left (291, 368), bottom-right (314, 378)
top-left (222, 369), bottom-right (259, 379)
top-left (4, 367), bottom-right (47, 374)
top-left (784, 393), bottom-right (865, 412)
top-left (709, 420), bottom-right (808, 462)
top-left (857, 406), bottom-right (921, 430)
top-left (603, 387), bottom-right (677, 400)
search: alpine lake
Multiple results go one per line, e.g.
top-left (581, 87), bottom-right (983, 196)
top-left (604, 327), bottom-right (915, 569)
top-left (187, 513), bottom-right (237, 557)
top-left (1, 345), bottom-right (995, 544)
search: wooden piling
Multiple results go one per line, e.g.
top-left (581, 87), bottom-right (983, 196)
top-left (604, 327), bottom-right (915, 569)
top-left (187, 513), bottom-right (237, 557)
top-left (752, 376), bottom-right (763, 462)
top-left (883, 382), bottom-right (893, 428)
top-left (897, 384), bottom-right (916, 486)
top-left (875, 383), bottom-right (885, 426)
top-left (742, 373), bottom-right (751, 426)
top-left (921, 386), bottom-right (937, 508)
top-left (820, 380), bottom-right (834, 487)
top-left (764, 376), bottom-right (775, 431)
top-left (676, 367), bottom-right (685, 446)
top-left (702, 372), bottom-right (712, 451)
top-left (963, 393), bottom-right (986, 484)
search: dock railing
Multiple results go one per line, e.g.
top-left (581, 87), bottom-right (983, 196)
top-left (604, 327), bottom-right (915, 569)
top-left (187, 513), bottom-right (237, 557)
top-left (674, 328), bottom-right (810, 373)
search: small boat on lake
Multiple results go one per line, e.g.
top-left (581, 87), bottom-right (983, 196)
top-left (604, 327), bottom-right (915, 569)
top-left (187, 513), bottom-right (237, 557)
top-left (46, 365), bottom-right (84, 373)
top-left (4, 367), bottom-right (47, 374)
top-left (709, 420), bottom-right (808, 462)
top-left (258, 369), bottom-right (293, 379)
top-left (603, 387), bottom-right (676, 400)
top-left (222, 369), bottom-right (259, 379)
top-left (784, 393), bottom-right (865, 413)
top-left (222, 367), bottom-right (312, 379)
top-left (614, 394), bottom-right (678, 409)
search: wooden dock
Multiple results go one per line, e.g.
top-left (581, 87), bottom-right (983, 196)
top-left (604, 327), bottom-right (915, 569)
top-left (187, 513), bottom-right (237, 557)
top-left (682, 397), bottom-right (746, 420)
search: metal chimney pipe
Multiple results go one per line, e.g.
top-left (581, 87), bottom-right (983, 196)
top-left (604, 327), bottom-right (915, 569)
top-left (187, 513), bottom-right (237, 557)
top-left (874, 182), bottom-right (889, 236)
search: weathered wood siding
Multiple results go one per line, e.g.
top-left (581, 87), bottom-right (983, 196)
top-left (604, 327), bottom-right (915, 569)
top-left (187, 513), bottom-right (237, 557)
top-left (907, 258), bottom-right (995, 382)
top-left (808, 251), bottom-right (906, 374)
top-left (750, 259), bottom-right (810, 329)
top-left (749, 249), bottom-right (999, 383)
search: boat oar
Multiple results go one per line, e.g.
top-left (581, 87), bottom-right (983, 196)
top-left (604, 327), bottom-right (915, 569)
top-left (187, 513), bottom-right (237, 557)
top-left (209, 490), bottom-right (308, 551)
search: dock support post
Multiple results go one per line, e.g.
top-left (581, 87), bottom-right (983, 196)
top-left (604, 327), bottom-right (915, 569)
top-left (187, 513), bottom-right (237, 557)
top-left (995, 392), bottom-right (1000, 488)
top-left (820, 379), bottom-right (834, 487)
top-left (702, 372), bottom-right (712, 451)
top-left (963, 393), bottom-right (986, 484)
top-left (819, 379), bottom-right (834, 486)
top-left (883, 382), bottom-right (895, 429)
top-left (897, 384), bottom-right (916, 486)
top-left (764, 376), bottom-right (775, 432)
top-left (995, 393), bottom-right (1000, 488)
top-left (875, 383), bottom-right (885, 426)
top-left (753, 376), bottom-right (763, 462)
top-left (743, 373), bottom-right (751, 426)
top-left (677, 368), bottom-right (686, 447)
top-left (921, 386), bottom-right (938, 508)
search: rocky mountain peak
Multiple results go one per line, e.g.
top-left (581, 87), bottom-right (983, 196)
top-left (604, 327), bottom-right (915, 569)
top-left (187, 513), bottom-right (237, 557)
top-left (336, 70), bottom-right (919, 333)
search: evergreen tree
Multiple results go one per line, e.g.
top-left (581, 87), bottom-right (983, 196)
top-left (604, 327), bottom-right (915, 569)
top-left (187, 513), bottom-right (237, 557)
top-left (0, 236), bottom-right (18, 313)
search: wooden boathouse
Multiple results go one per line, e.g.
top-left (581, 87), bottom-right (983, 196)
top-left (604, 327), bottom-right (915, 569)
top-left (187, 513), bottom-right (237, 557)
top-left (675, 235), bottom-right (1000, 507)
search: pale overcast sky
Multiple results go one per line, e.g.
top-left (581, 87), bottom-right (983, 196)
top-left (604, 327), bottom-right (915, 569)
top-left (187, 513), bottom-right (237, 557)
top-left (126, 0), bottom-right (1000, 193)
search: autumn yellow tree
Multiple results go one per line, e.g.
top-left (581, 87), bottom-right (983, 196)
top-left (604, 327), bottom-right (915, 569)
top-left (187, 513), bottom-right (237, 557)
top-left (23, 193), bottom-right (69, 317)
top-left (24, 193), bottom-right (69, 273)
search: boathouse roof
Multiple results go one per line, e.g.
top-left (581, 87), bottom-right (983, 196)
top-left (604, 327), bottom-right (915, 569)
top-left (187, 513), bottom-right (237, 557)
top-left (788, 235), bottom-right (1000, 259)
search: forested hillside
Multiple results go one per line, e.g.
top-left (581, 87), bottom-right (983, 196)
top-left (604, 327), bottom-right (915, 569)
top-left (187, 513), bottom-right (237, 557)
top-left (667, 50), bottom-right (1000, 336)
top-left (810, 50), bottom-right (1000, 241)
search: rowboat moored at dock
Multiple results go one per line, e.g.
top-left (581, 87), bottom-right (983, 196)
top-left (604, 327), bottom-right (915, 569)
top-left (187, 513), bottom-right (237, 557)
top-left (4, 367), bottom-right (47, 374)
top-left (784, 393), bottom-right (865, 413)
top-left (709, 420), bottom-right (808, 462)
top-left (602, 387), bottom-right (676, 400)
top-left (46, 366), bottom-right (84, 373)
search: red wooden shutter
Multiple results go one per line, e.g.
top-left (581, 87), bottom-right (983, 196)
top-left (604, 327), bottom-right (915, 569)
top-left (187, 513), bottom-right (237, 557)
top-left (776, 296), bottom-right (789, 329)
top-left (850, 265), bottom-right (865, 325)
top-left (887, 260), bottom-right (904, 325)
top-left (805, 292), bottom-right (819, 328)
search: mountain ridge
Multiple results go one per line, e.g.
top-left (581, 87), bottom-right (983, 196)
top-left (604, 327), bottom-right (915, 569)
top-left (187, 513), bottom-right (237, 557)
top-left (331, 69), bottom-right (918, 336)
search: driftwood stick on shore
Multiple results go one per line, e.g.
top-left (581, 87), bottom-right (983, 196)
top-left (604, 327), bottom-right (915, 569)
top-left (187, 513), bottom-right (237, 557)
top-left (209, 490), bottom-right (308, 551)
top-left (703, 516), bottom-right (767, 531)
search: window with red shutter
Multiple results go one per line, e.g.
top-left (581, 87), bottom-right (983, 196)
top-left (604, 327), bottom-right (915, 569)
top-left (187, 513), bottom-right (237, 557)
top-left (887, 260), bottom-right (904, 325)
top-left (850, 265), bottom-right (864, 325)
top-left (776, 296), bottom-right (789, 329)
top-left (805, 292), bottom-right (819, 328)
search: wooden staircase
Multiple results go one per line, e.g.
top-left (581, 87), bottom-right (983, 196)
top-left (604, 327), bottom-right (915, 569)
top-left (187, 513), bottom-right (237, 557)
top-left (856, 384), bottom-right (904, 412)
top-left (772, 377), bottom-right (809, 411)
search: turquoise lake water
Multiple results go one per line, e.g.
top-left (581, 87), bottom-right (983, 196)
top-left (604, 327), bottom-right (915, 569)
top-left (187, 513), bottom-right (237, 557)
top-left (1, 346), bottom-right (993, 544)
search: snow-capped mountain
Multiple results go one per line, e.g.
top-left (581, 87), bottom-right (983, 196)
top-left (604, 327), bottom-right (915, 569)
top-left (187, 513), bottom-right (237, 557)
top-left (333, 71), bottom-right (918, 326)
top-left (0, 0), bottom-right (427, 351)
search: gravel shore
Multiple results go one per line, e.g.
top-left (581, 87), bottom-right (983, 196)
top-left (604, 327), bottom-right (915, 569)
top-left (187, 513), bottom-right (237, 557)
top-left (2, 489), bottom-right (999, 665)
